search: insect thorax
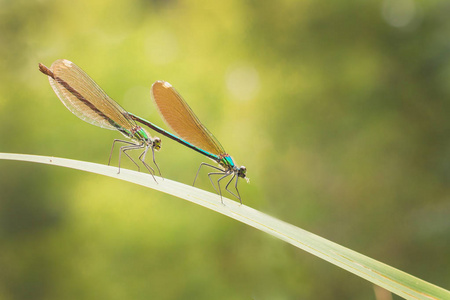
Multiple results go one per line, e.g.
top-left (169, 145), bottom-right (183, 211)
top-left (219, 154), bottom-right (235, 170)
top-left (132, 126), bottom-right (151, 144)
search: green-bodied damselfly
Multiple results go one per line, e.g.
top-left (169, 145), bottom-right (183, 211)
top-left (131, 81), bottom-right (248, 202)
top-left (39, 59), bottom-right (161, 179)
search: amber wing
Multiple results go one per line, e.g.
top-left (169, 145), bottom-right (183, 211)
top-left (48, 59), bottom-right (135, 131)
top-left (151, 81), bottom-right (225, 156)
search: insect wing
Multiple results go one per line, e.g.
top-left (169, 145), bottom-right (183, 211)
top-left (151, 81), bottom-right (225, 156)
top-left (48, 59), bottom-right (135, 131)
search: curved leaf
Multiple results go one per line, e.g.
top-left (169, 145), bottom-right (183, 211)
top-left (0, 153), bottom-right (448, 300)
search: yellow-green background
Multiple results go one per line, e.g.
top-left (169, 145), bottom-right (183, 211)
top-left (1, 0), bottom-right (449, 299)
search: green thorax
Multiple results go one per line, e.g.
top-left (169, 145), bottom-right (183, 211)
top-left (219, 154), bottom-right (235, 170)
top-left (133, 126), bottom-right (150, 141)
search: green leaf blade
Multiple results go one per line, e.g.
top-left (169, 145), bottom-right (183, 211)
top-left (1, 153), bottom-right (448, 300)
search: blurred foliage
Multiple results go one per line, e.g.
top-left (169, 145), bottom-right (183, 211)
top-left (0, 0), bottom-right (449, 299)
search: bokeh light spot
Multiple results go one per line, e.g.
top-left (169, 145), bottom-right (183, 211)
top-left (226, 64), bottom-right (260, 102)
top-left (145, 29), bottom-right (178, 65)
top-left (382, 0), bottom-right (417, 28)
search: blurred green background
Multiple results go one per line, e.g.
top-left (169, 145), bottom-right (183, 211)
top-left (1, 0), bottom-right (449, 299)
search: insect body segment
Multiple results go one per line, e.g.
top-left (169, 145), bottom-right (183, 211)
top-left (39, 59), bottom-right (162, 180)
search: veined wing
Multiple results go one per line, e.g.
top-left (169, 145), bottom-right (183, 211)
top-left (48, 59), bottom-right (135, 131)
top-left (151, 81), bottom-right (225, 156)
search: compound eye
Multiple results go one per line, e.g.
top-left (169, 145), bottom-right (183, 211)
top-left (238, 166), bottom-right (247, 178)
top-left (153, 137), bottom-right (162, 151)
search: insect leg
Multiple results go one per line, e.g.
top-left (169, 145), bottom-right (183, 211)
top-left (109, 139), bottom-right (138, 166)
top-left (216, 172), bottom-right (233, 204)
top-left (151, 146), bottom-right (162, 177)
top-left (118, 143), bottom-right (143, 173)
top-left (225, 173), bottom-right (241, 204)
top-left (193, 162), bottom-right (223, 186)
top-left (138, 145), bottom-right (157, 182)
top-left (205, 171), bottom-right (225, 195)
top-left (205, 171), bottom-right (230, 203)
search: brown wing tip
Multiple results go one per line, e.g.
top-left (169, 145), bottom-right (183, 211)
top-left (38, 63), bottom-right (54, 78)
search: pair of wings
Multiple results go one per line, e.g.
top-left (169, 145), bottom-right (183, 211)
top-left (42, 59), bottom-right (225, 156)
top-left (151, 81), bottom-right (225, 157)
top-left (43, 59), bottom-right (136, 132)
